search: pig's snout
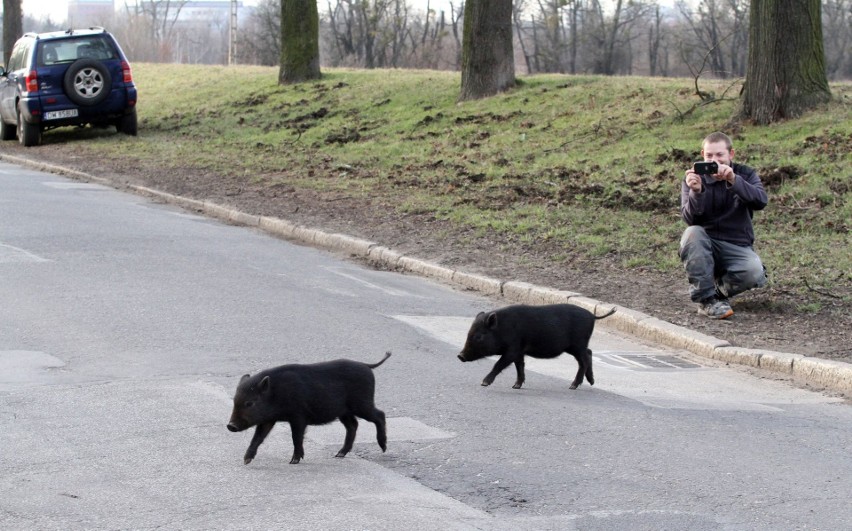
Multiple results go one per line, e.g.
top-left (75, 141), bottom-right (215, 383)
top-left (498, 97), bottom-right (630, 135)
top-left (227, 422), bottom-right (243, 432)
top-left (458, 352), bottom-right (468, 362)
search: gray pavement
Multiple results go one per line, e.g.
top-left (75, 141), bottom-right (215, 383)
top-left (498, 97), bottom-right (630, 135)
top-left (3, 159), bottom-right (852, 530)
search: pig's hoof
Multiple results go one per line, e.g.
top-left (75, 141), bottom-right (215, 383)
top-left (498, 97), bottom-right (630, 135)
top-left (243, 457), bottom-right (253, 465)
top-left (289, 457), bottom-right (302, 464)
top-left (512, 383), bottom-right (523, 389)
top-left (480, 381), bottom-right (491, 387)
top-left (569, 383), bottom-right (579, 390)
top-left (334, 451), bottom-right (347, 458)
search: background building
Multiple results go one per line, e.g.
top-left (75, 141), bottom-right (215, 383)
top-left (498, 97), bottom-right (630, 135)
top-left (68, 0), bottom-right (115, 27)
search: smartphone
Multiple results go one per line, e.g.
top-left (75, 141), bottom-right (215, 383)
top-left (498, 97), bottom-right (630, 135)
top-left (693, 161), bottom-right (718, 175)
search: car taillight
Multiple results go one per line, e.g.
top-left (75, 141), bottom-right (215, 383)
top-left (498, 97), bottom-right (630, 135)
top-left (25, 71), bottom-right (38, 93)
top-left (121, 61), bottom-right (133, 83)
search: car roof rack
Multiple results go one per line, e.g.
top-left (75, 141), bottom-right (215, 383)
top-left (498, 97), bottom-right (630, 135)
top-left (64, 27), bottom-right (106, 36)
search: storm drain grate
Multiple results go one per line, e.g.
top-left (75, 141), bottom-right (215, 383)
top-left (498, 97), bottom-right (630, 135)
top-left (603, 353), bottom-right (703, 369)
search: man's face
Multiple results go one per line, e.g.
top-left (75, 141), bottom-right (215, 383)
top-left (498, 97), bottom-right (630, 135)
top-left (701, 140), bottom-right (733, 166)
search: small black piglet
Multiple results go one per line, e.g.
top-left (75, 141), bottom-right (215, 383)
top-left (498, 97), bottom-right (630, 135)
top-left (458, 304), bottom-right (615, 390)
top-left (227, 352), bottom-right (391, 464)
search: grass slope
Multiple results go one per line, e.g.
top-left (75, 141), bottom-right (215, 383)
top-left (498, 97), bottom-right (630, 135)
top-left (87, 64), bottom-right (852, 307)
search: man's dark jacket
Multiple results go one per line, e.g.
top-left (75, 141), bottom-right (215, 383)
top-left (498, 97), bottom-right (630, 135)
top-left (680, 162), bottom-right (768, 247)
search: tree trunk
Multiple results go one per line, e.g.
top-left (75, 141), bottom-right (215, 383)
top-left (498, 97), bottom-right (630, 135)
top-left (739, 0), bottom-right (831, 124)
top-left (3, 0), bottom-right (23, 67)
top-left (279, 0), bottom-right (321, 84)
top-left (459, 0), bottom-right (515, 101)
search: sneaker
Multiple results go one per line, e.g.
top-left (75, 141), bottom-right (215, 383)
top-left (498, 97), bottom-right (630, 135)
top-left (698, 297), bottom-right (734, 319)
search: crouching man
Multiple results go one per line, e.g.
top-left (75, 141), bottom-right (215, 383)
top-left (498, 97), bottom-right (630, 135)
top-left (680, 131), bottom-right (768, 319)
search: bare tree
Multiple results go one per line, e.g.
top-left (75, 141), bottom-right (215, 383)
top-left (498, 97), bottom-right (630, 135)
top-left (513, 0), bottom-right (534, 73)
top-left (564, 0), bottom-right (582, 73)
top-left (280, 0), bottom-right (321, 83)
top-left (448, 1), bottom-right (464, 69)
top-left (322, 0), bottom-right (459, 70)
top-left (459, 0), bottom-right (515, 100)
top-left (410, 2), bottom-right (455, 69)
top-left (585, 0), bottom-right (651, 75)
top-left (357, 0), bottom-right (386, 68)
top-left (822, 0), bottom-right (852, 79)
top-left (3, 0), bottom-right (23, 66)
top-left (678, 0), bottom-right (727, 76)
top-left (675, 0), bottom-right (748, 78)
top-left (648, 4), bottom-right (665, 76)
top-left (325, 0), bottom-right (388, 67)
top-left (240, 0), bottom-right (281, 66)
top-left (534, 0), bottom-right (568, 73)
top-left (124, 0), bottom-right (189, 61)
top-left (739, 0), bottom-right (831, 124)
top-left (725, 0), bottom-right (749, 77)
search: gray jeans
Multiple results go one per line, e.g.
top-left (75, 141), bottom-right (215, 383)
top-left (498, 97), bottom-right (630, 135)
top-left (679, 226), bottom-right (766, 303)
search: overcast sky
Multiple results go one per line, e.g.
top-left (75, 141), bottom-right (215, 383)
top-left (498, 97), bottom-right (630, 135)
top-left (23, 0), bottom-right (457, 24)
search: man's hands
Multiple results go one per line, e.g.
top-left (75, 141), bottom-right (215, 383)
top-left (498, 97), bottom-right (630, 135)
top-left (712, 163), bottom-right (736, 184)
top-left (685, 162), bottom-right (736, 192)
top-left (684, 171), bottom-right (703, 192)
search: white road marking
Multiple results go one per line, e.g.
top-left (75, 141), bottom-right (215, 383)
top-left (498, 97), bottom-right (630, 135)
top-left (323, 266), bottom-right (417, 297)
top-left (41, 182), bottom-right (109, 190)
top-left (0, 351), bottom-right (65, 388)
top-left (0, 242), bottom-right (51, 263)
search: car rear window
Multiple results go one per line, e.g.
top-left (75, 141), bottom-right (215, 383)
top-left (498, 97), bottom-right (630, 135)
top-left (37, 36), bottom-right (118, 66)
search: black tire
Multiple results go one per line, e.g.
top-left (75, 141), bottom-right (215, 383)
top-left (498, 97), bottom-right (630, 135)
top-left (0, 117), bottom-right (15, 141)
top-left (63, 58), bottom-right (112, 107)
top-left (117, 108), bottom-right (137, 136)
top-left (17, 106), bottom-right (41, 147)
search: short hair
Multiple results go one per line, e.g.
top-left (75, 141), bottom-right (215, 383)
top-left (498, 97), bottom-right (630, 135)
top-left (703, 131), bottom-right (733, 151)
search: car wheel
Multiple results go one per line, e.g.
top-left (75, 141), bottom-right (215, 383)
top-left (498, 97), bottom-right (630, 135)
top-left (0, 117), bottom-right (15, 141)
top-left (17, 106), bottom-right (41, 147)
top-left (117, 109), bottom-right (137, 136)
top-left (63, 58), bottom-right (112, 107)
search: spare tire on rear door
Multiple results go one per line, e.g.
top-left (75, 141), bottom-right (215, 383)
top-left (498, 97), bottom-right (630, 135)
top-left (63, 58), bottom-right (112, 106)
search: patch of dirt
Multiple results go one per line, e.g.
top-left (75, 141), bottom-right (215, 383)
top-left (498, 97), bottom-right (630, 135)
top-left (4, 140), bottom-right (850, 363)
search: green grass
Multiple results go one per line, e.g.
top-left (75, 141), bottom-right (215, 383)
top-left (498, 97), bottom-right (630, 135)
top-left (61, 63), bottom-right (852, 291)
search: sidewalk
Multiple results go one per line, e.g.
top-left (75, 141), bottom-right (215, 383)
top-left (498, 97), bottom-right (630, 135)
top-left (4, 153), bottom-right (851, 399)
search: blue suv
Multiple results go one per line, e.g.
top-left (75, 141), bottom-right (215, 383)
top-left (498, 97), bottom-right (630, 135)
top-left (0, 27), bottom-right (137, 146)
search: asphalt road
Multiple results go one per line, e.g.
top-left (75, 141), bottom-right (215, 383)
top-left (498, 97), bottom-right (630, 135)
top-left (2, 162), bottom-right (851, 530)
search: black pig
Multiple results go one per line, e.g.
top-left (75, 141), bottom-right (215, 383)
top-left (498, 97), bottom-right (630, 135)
top-left (458, 304), bottom-right (615, 390)
top-left (227, 352), bottom-right (391, 464)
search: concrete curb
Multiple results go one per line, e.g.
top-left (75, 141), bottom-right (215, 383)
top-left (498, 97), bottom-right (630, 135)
top-left (4, 153), bottom-right (851, 398)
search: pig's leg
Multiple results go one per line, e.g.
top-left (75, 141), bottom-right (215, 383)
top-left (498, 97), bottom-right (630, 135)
top-left (354, 404), bottom-right (388, 452)
top-left (584, 349), bottom-right (595, 385)
top-left (354, 405), bottom-right (387, 452)
top-left (482, 355), bottom-right (513, 387)
top-left (244, 422), bottom-right (274, 465)
top-left (512, 359), bottom-right (526, 389)
top-left (372, 408), bottom-right (388, 452)
top-left (288, 419), bottom-right (307, 464)
top-left (336, 414), bottom-right (358, 458)
top-left (569, 348), bottom-right (592, 389)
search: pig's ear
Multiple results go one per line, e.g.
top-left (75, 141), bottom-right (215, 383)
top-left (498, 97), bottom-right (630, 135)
top-left (259, 376), bottom-right (271, 394)
top-left (485, 312), bottom-right (498, 329)
top-left (240, 374), bottom-right (251, 383)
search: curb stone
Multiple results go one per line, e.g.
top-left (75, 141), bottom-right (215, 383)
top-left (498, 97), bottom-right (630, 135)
top-left (3, 153), bottom-right (851, 399)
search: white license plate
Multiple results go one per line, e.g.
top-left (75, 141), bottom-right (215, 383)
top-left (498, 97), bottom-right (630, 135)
top-left (44, 109), bottom-right (79, 120)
